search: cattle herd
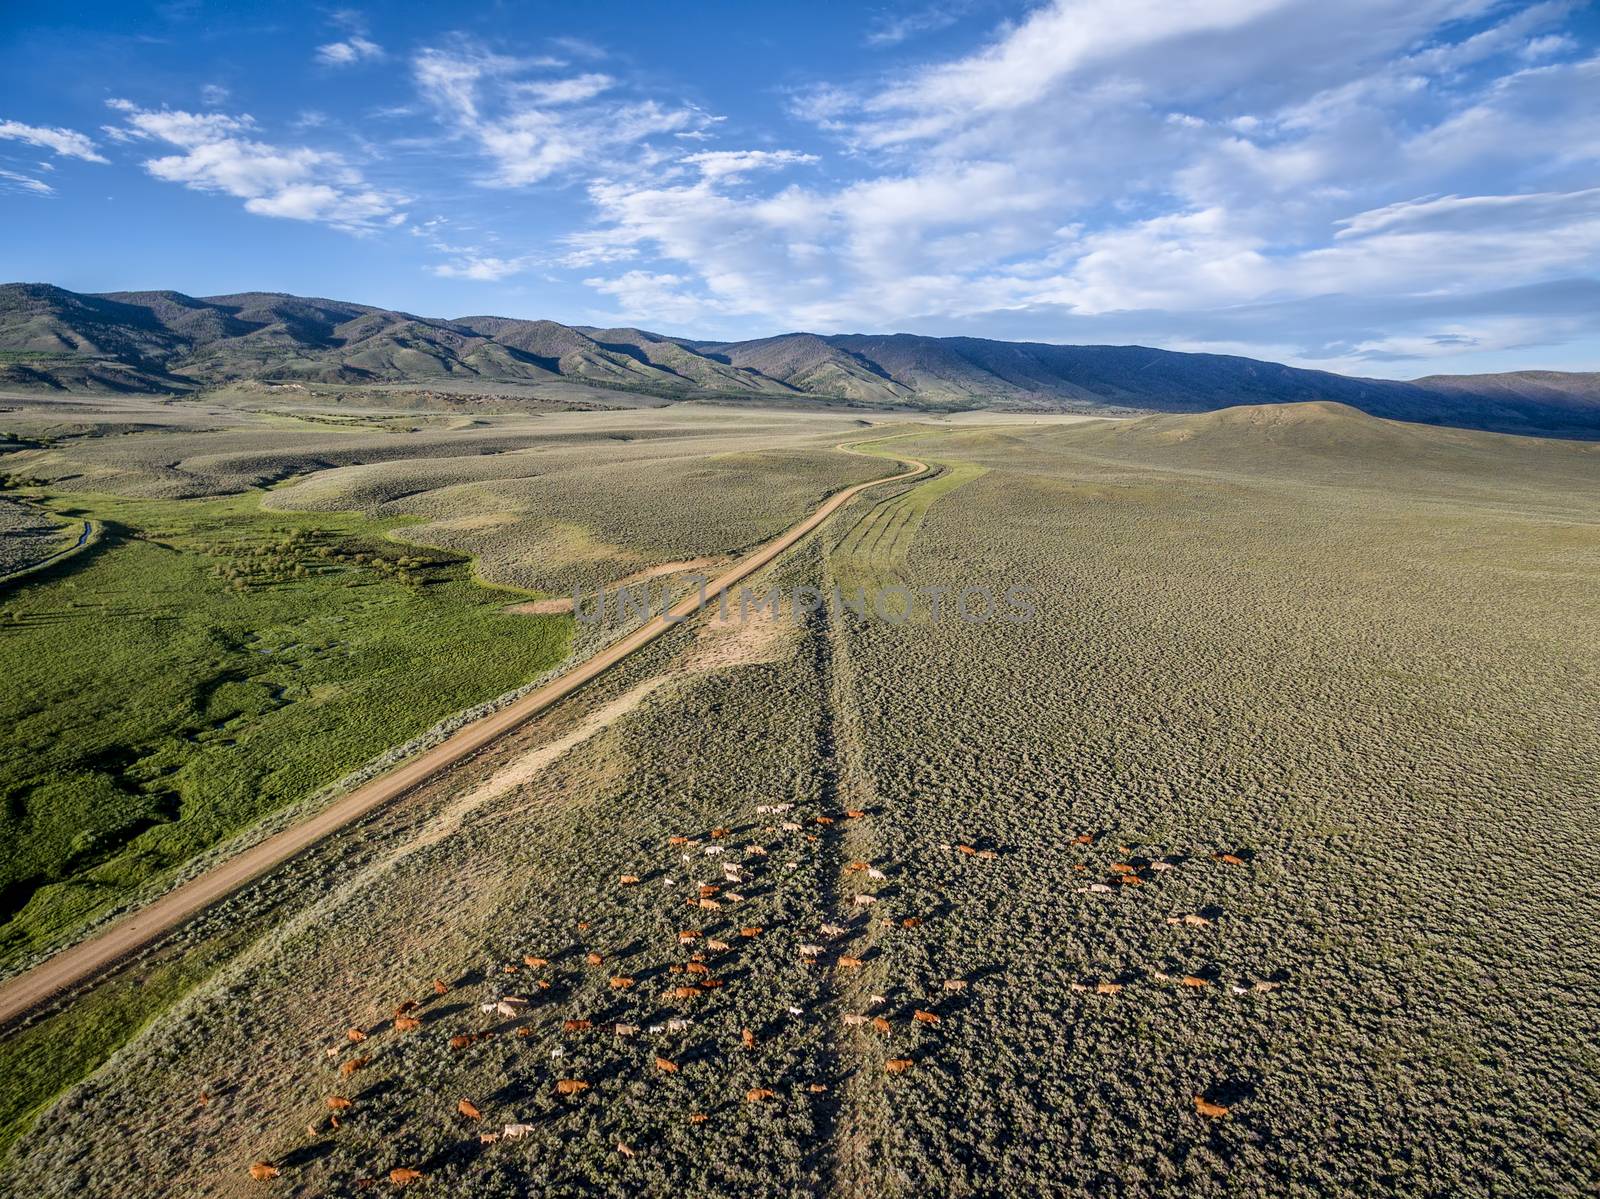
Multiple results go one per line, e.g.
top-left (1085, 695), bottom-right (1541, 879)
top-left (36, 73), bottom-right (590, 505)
top-left (248, 802), bottom-right (1278, 1186)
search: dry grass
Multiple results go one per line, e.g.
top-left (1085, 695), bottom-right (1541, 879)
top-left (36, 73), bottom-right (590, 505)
top-left (3, 402), bottom-right (1597, 1197)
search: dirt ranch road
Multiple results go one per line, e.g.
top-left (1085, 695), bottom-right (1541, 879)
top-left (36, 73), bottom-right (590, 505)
top-left (0, 441), bottom-right (928, 1028)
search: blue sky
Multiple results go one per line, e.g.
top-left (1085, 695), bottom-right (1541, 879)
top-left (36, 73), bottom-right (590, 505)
top-left (2, 0), bottom-right (1598, 378)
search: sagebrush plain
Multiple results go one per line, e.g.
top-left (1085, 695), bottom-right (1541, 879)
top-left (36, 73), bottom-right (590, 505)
top-left (0, 387), bottom-right (1595, 1198)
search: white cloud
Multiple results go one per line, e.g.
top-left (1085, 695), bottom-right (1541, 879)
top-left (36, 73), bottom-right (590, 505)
top-left (106, 99), bottom-right (405, 232)
top-left (856, 0), bottom-right (1294, 144)
top-left (1520, 33), bottom-right (1576, 60)
top-left (412, 45), bottom-right (715, 188)
top-left (584, 270), bottom-right (727, 323)
top-left (316, 36), bottom-right (384, 67)
top-left (0, 119), bottom-right (108, 162)
top-left (431, 254), bottom-right (533, 281)
top-left (512, 73), bottom-right (614, 105)
top-left (681, 150), bottom-right (818, 181)
top-left (0, 168), bottom-right (54, 195)
top-left (201, 83), bottom-right (230, 106)
top-left (864, 2), bottom-right (973, 47)
top-left (561, 0), bottom-right (1600, 371)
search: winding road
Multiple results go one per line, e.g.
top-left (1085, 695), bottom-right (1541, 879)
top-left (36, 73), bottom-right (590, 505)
top-left (0, 441), bottom-right (928, 1028)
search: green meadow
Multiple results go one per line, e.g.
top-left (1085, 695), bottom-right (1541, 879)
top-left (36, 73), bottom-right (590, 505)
top-left (0, 490), bottom-right (569, 969)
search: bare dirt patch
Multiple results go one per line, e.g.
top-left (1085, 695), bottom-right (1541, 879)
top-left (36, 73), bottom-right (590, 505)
top-left (684, 602), bottom-right (798, 672)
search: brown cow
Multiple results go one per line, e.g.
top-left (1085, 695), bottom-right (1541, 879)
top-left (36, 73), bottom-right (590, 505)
top-left (711, 827), bottom-right (731, 838)
top-left (586, 952), bottom-right (604, 966)
top-left (912, 1010), bottom-right (941, 1025)
top-left (458, 1099), bottom-right (482, 1120)
top-left (956, 845), bottom-right (978, 855)
top-left (872, 1016), bottom-right (892, 1033)
top-left (564, 1019), bottom-right (593, 1032)
top-left (346, 1028), bottom-right (367, 1043)
top-left (1194, 1096), bottom-right (1230, 1117)
top-left (846, 809), bottom-right (867, 819)
top-left (901, 917), bottom-right (922, 928)
top-left (395, 1001), bottom-right (418, 1016)
top-left (394, 1016), bottom-right (421, 1032)
top-left (555, 1079), bottom-right (591, 1096)
top-left (668, 836), bottom-right (690, 846)
top-left (248, 1162), bottom-right (280, 1181)
top-left (746, 1088), bottom-right (776, 1102)
top-left (610, 976), bottom-right (635, 989)
top-left (885, 1058), bottom-right (915, 1073)
top-left (673, 986), bottom-right (702, 1000)
top-left (339, 1057), bottom-right (369, 1076)
top-left (679, 930), bottom-right (701, 943)
top-left (838, 955), bottom-right (865, 968)
top-left (1181, 976), bottom-right (1210, 988)
top-left (1109, 863), bottom-right (1135, 875)
top-left (740, 926), bottom-right (763, 938)
top-left (449, 1034), bottom-right (473, 1050)
top-left (389, 1168), bottom-right (424, 1184)
top-left (742, 1028), bottom-right (756, 1048)
top-left (620, 874), bottom-right (641, 885)
top-left (326, 1096), bottom-right (353, 1111)
top-left (524, 955), bottom-right (550, 967)
top-left (1096, 982), bottom-right (1124, 996)
top-left (1216, 853), bottom-right (1247, 866)
top-left (686, 962), bottom-right (710, 976)
top-left (689, 1112), bottom-right (709, 1125)
top-left (699, 884), bottom-right (721, 898)
top-left (846, 861), bottom-right (869, 873)
top-left (707, 938), bottom-right (731, 951)
top-left (433, 978), bottom-right (448, 995)
top-left (656, 1056), bottom-right (679, 1073)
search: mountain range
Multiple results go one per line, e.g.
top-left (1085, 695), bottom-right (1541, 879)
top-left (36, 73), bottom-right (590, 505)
top-left (2, 282), bottom-right (1597, 436)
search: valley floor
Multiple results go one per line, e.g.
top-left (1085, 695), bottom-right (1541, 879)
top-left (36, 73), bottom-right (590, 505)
top-left (0, 398), bottom-right (1596, 1197)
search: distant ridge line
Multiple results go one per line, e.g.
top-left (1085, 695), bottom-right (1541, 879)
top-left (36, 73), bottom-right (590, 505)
top-left (1, 282), bottom-right (1596, 437)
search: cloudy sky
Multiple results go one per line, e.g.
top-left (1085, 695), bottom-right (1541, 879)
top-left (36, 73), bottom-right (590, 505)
top-left (3, 0), bottom-right (1598, 377)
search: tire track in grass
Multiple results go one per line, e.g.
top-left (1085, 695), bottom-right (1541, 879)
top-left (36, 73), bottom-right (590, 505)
top-left (814, 551), bottom-right (898, 1199)
top-left (831, 459), bottom-right (988, 594)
